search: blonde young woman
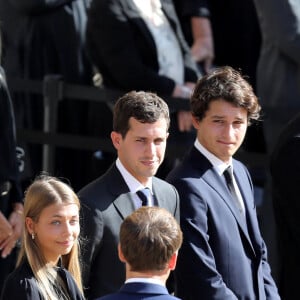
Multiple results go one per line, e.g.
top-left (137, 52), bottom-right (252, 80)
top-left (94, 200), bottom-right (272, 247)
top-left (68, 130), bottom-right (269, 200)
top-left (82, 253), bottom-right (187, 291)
top-left (0, 176), bottom-right (84, 300)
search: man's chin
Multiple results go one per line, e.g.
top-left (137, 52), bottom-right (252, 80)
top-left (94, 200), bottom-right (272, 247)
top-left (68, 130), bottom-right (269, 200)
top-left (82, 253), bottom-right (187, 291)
top-left (143, 167), bottom-right (159, 178)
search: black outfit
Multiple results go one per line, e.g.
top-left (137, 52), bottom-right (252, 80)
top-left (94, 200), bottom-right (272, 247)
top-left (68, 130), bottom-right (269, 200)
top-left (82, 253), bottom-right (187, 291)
top-left (1, 260), bottom-right (84, 300)
top-left (0, 66), bottom-right (23, 293)
top-left (6, 0), bottom-right (93, 190)
top-left (9, 0), bottom-right (92, 115)
top-left (270, 112), bottom-right (300, 299)
top-left (86, 0), bottom-right (198, 94)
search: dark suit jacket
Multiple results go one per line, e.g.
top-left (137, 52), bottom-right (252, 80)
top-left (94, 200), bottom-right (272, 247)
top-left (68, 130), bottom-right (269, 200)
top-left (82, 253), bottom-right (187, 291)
top-left (96, 282), bottom-right (180, 300)
top-left (270, 112), bottom-right (300, 299)
top-left (167, 147), bottom-right (279, 300)
top-left (78, 163), bottom-right (180, 299)
top-left (0, 260), bottom-right (84, 300)
top-left (86, 0), bottom-right (198, 95)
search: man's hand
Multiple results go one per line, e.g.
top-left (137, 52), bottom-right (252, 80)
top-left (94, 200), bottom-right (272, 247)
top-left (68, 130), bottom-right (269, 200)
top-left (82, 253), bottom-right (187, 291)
top-left (190, 17), bottom-right (214, 73)
top-left (0, 211), bottom-right (13, 244)
top-left (177, 110), bottom-right (193, 132)
top-left (0, 203), bottom-right (23, 258)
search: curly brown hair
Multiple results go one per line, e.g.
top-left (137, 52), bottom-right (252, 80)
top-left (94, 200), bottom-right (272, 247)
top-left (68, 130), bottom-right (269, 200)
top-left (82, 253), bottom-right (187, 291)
top-left (191, 66), bottom-right (261, 124)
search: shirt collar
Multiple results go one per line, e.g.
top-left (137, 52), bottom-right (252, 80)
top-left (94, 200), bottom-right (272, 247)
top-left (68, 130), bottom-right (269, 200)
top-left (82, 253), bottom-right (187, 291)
top-left (125, 277), bottom-right (164, 286)
top-left (194, 139), bottom-right (232, 176)
top-left (116, 158), bottom-right (153, 193)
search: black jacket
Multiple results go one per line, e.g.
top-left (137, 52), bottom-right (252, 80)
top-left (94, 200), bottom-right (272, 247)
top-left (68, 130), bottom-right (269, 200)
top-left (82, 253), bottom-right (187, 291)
top-left (0, 260), bottom-right (84, 300)
top-left (86, 0), bottom-right (198, 95)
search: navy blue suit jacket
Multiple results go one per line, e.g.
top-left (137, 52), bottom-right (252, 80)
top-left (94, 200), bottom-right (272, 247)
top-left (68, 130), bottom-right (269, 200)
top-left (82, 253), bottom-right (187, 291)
top-left (96, 282), bottom-right (180, 300)
top-left (167, 147), bottom-right (279, 299)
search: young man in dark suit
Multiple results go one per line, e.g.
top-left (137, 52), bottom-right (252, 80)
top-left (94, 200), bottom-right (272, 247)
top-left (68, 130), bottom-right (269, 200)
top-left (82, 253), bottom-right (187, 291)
top-left (96, 206), bottom-right (182, 300)
top-left (78, 91), bottom-right (179, 299)
top-left (167, 66), bottom-right (280, 299)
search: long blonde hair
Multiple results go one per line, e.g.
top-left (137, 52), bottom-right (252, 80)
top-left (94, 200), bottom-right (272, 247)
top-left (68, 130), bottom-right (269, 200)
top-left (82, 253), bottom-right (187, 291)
top-left (17, 175), bottom-right (83, 299)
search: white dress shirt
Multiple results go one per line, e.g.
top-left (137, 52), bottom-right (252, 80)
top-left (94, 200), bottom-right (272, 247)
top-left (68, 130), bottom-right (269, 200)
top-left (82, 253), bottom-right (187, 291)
top-left (194, 139), bottom-right (245, 215)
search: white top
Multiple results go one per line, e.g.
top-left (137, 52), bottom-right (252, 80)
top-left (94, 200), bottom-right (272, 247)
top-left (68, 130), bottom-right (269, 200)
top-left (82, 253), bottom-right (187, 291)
top-left (194, 139), bottom-right (246, 215)
top-left (132, 0), bottom-right (184, 84)
top-left (125, 277), bottom-right (165, 286)
top-left (116, 158), bottom-right (153, 207)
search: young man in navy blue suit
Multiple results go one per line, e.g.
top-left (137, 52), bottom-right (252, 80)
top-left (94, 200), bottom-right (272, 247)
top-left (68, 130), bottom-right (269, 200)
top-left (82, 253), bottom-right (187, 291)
top-left (167, 66), bottom-right (280, 299)
top-left (96, 206), bottom-right (182, 300)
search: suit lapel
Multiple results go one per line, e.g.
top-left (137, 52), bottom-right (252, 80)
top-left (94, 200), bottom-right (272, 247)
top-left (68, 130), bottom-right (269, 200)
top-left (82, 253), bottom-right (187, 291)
top-left (120, 0), bottom-right (157, 51)
top-left (193, 149), bottom-right (256, 256)
top-left (203, 168), bottom-right (252, 237)
top-left (113, 193), bottom-right (136, 220)
top-left (106, 164), bottom-right (136, 220)
top-left (234, 162), bottom-right (262, 253)
top-left (152, 178), bottom-right (169, 207)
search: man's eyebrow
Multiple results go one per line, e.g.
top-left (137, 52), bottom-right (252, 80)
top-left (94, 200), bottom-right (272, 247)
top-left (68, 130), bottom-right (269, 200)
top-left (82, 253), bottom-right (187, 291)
top-left (210, 115), bottom-right (225, 119)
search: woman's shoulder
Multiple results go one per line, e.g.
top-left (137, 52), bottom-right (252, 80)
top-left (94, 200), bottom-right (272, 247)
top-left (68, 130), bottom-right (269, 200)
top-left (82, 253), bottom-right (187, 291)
top-left (6, 260), bottom-right (34, 281)
top-left (1, 261), bottom-right (39, 299)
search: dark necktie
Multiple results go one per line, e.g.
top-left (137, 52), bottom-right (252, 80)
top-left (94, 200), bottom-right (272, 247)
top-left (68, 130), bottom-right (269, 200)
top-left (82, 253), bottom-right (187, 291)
top-left (223, 166), bottom-right (243, 213)
top-left (137, 188), bottom-right (152, 206)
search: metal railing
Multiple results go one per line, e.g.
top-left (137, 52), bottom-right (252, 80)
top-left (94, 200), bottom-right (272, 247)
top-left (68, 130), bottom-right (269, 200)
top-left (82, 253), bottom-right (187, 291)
top-left (7, 75), bottom-right (268, 175)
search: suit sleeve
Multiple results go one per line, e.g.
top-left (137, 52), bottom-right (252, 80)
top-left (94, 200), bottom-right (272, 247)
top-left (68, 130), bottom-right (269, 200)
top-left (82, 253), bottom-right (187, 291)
top-left (1, 275), bottom-right (40, 300)
top-left (9, 0), bottom-right (73, 15)
top-left (260, 239), bottom-right (280, 299)
top-left (175, 0), bottom-right (210, 18)
top-left (173, 179), bottom-right (238, 299)
top-left (243, 164), bottom-right (280, 299)
top-left (79, 198), bottom-right (104, 288)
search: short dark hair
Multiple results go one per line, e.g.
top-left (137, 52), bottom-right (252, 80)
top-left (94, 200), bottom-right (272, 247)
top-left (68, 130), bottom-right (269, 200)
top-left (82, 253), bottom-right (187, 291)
top-left (120, 206), bottom-right (182, 272)
top-left (113, 91), bottom-right (170, 137)
top-left (191, 66), bottom-right (261, 124)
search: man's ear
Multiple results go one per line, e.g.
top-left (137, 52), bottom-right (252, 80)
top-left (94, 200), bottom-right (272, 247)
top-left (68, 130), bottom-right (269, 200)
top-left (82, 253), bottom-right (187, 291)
top-left (191, 115), bottom-right (200, 130)
top-left (168, 252), bottom-right (178, 271)
top-left (118, 243), bottom-right (127, 263)
top-left (111, 131), bottom-right (122, 150)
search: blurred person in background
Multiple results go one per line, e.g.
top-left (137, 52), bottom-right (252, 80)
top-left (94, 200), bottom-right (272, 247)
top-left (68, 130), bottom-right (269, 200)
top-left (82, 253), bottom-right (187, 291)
top-left (0, 33), bottom-right (23, 295)
top-left (85, 0), bottom-right (200, 178)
